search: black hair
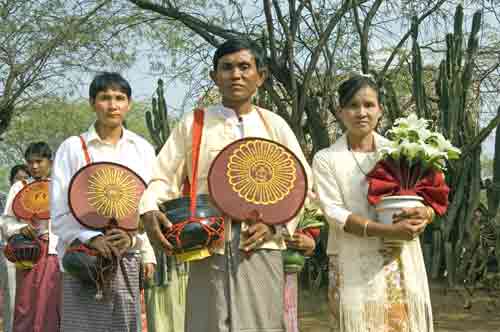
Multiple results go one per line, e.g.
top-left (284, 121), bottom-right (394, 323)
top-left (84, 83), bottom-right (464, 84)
top-left (9, 164), bottom-right (29, 185)
top-left (338, 75), bottom-right (380, 108)
top-left (213, 38), bottom-right (266, 71)
top-left (89, 72), bottom-right (132, 102)
top-left (24, 142), bottom-right (52, 161)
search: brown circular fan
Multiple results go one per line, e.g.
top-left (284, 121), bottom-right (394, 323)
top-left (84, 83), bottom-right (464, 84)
top-left (68, 162), bottom-right (146, 231)
top-left (12, 180), bottom-right (50, 222)
top-left (208, 137), bottom-right (307, 225)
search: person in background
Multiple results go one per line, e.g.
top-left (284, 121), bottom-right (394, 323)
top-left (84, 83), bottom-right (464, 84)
top-left (9, 165), bottom-right (30, 186)
top-left (3, 143), bottom-right (61, 332)
top-left (0, 164), bottom-right (30, 332)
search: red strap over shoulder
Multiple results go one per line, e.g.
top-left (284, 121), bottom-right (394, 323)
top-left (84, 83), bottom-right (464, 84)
top-left (188, 109), bottom-right (205, 216)
top-left (79, 136), bottom-right (91, 165)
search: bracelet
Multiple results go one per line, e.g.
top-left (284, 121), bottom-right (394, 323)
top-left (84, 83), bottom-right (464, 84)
top-left (426, 206), bottom-right (435, 223)
top-left (363, 221), bottom-right (369, 237)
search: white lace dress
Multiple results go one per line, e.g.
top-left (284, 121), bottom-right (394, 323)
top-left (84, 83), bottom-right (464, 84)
top-left (312, 134), bottom-right (433, 332)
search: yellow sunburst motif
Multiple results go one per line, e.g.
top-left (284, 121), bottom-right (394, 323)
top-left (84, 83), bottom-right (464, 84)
top-left (227, 140), bottom-right (296, 205)
top-left (21, 183), bottom-right (49, 213)
top-left (87, 168), bottom-right (137, 219)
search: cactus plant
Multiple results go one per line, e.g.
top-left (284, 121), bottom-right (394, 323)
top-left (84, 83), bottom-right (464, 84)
top-left (146, 79), bottom-right (171, 150)
top-left (410, 5), bottom-right (483, 285)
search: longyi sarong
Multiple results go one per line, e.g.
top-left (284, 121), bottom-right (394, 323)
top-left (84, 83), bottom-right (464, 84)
top-left (185, 223), bottom-right (285, 332)
top-left (61, 252), bottom-right (140, 332)
top-left (13, 239), bottom-right (61, 332)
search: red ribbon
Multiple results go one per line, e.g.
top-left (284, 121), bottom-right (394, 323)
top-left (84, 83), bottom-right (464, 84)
top-left (366, 160), bottom-right (450, 216)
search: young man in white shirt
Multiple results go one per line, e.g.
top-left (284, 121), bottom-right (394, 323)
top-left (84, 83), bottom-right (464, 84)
top-left (51, 72), bottom-right (156, 332)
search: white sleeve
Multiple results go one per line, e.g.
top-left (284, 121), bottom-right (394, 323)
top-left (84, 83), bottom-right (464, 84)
top-left (2, 182), bottom-right (27, 237)
top-left (137, 233), bottom-right (157, 265)
top-left (312, 152), bottom-right (352, 229)
top-left (50, 139), bottom-right (102, 246)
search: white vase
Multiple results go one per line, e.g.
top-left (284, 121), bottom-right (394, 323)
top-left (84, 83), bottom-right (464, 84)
top-left (375, 195), bottom-right (424, 247)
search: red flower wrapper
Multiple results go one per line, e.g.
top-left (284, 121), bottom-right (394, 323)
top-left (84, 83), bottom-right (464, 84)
top-left (299, 227), bottom-right (321, 240)
top-left (366, 160), bottom-right (450, 216)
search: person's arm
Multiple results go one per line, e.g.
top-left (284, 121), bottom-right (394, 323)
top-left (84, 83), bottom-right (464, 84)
top-left (3, 182), bottom-right (31, 238)
top-left (138, 233), bottom-right (157, 265)
top-left (312, 152), bottom-right (427, 240)
top-left (50, 138), bottom-right (103, 247)
top-left (312, 152), bottom-right (353, 230)
top-left (139, 116), bottom-right (189, 251)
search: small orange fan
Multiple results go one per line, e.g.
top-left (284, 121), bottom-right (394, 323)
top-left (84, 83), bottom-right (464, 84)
top-left (12, 180), bottom-right (50, 223)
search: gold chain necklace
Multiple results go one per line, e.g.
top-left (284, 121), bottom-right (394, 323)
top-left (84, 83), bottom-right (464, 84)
top-left (347, 136), bottom-right (375, 176)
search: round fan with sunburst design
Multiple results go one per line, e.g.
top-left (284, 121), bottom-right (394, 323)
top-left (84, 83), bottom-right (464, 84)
top-left (208, 137), bottom-right (307, 225)
top-left (12, 180), bottom-right (50, 222)
top-left (68, 162), bottom-right (146, 231)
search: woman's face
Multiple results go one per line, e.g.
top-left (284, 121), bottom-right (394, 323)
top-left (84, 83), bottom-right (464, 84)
top-left (13, 169), bottom-right (29, 184)
top-left (337, 86), bottom-right (382, 138)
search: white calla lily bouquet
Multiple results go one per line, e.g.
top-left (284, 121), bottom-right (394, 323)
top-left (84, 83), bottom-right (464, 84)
top-left (379, 113), bottom-right (461, 171)
top-left (366, 113), bottom-right (460, 216)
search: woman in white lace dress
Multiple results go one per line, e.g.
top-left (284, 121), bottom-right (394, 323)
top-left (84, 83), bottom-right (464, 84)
top-left (312, 75), bottom-right (434, 332)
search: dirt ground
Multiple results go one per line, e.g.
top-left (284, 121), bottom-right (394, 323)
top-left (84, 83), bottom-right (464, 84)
top-left (299, 282), bottom-right (500, 332)
top-left (1, 282), bottom-right (500, 331)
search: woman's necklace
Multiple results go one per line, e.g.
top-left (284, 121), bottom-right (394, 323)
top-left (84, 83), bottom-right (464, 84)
top-left (347, 136), bottom-right (376, 176)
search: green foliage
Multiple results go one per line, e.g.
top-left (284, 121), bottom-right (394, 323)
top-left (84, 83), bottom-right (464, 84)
top-left (0, 0), bottom-right (144, 136)
top-left (0, 167), bottom-right (9, 194)
top-left (0, 97), bottom-right (153, 166)
top-left (0, 99), bottom-right (95, 165)
top-left (297, 208), bottom-right (325, 231)
top-left (412, 5), bottom-right (484, 286)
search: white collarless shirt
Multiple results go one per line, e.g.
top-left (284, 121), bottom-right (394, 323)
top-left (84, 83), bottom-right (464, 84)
top-left (50, 124), bottom-right (157, 266)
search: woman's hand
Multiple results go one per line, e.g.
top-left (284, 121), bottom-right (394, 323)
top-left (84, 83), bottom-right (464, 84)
top-left (386, 207), bottom-right (430, 240)
top-left (285, 232), bottom-right (316, 256)
top-left (387, 218), bottom-right (427, 241)
top-left (392, 207), bottom-right (432, 224)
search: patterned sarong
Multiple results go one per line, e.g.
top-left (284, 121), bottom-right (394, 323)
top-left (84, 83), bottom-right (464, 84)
top-left (61, 252), bottom-right (140, 332)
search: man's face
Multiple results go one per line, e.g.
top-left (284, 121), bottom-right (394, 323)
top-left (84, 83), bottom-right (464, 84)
top-left (91, 89), bottom-right (131, 128)
top-left (210, 49), bottom-right (266, 105)
top-left (27, 155), bottom-right (51, 179)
